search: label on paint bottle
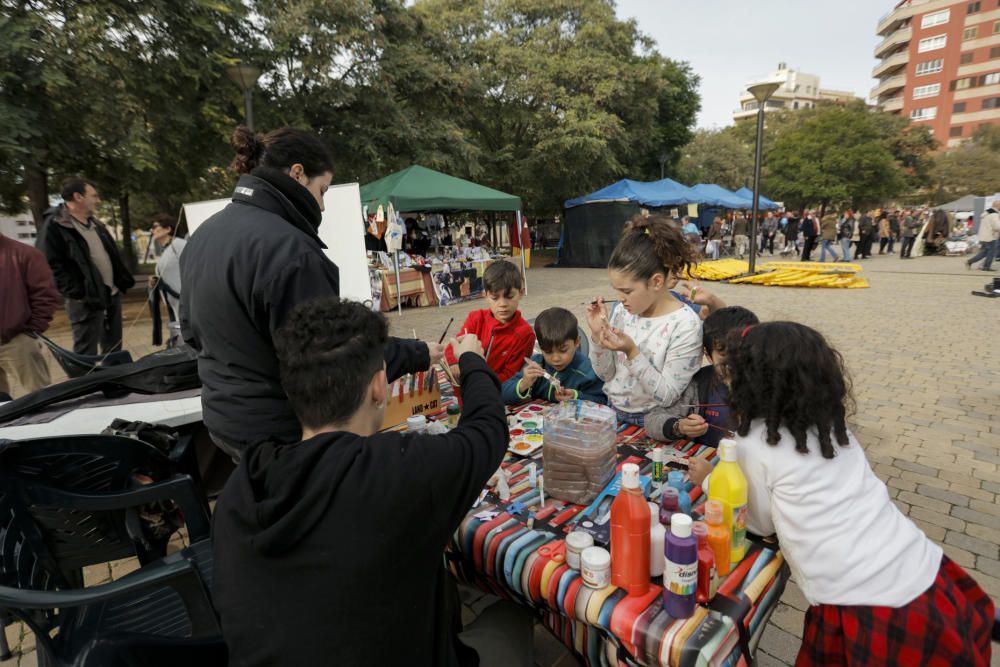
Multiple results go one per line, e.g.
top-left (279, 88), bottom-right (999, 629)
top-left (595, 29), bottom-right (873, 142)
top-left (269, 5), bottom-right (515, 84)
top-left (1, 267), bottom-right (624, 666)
top-left (732, 504), bottom-right (748, 551)
top-left (664, 557), bottom-right (697, 596)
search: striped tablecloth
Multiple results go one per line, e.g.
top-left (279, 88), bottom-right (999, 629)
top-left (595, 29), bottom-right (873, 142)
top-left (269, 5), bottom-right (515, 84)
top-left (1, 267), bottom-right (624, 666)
top-left (447, 399), bottom-right (790, 667)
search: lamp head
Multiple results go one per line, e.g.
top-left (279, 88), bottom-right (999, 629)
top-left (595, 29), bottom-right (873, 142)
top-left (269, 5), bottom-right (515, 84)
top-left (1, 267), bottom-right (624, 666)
top-left (226, 62), bottom-right (261, 91)
top-left (747, 80), bottom-right (782, 104)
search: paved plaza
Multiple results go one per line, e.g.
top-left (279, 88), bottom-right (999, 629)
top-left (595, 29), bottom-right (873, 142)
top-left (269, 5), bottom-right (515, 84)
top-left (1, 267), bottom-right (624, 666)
top-left (3, 252), bottom-right (999, 666)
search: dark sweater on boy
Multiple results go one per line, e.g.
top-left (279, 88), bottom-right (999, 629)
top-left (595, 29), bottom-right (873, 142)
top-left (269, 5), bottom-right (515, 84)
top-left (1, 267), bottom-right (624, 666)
top-left (500, 349), bottom-right (606, 405)
top-left (655, 365), bottom-right (733, 448)
top-left (212, 353), bottom-right (507, 667)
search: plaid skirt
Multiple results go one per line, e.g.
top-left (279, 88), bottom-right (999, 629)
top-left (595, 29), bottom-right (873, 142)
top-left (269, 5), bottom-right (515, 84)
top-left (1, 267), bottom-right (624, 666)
top-left (796, 556), bottom-right (993, 666)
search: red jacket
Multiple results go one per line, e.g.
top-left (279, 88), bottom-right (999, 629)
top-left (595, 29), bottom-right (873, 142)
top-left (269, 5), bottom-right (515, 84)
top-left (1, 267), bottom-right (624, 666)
top-left (445, 308), bottom-right (535, 383)
top-left (0, 234), bottom-right (60, 344)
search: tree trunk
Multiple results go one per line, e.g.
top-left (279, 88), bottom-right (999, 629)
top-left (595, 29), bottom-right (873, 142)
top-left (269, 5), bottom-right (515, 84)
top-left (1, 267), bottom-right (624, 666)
top-left (118, 191), bottom-right (137, 272)
top-left (24, 162), bottom-right (49, 237)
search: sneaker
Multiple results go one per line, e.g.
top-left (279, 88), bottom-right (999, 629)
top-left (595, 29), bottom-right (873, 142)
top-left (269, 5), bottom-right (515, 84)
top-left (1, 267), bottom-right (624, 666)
top-left (981, 268), bottom-right (997, 272)
top-left (966, 261), bottom-right (973, 270)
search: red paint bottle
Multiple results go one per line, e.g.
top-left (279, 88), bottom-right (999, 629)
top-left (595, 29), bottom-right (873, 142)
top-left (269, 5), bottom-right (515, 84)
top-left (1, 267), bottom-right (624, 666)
top-left (610, 463), bottom-right (650, 596)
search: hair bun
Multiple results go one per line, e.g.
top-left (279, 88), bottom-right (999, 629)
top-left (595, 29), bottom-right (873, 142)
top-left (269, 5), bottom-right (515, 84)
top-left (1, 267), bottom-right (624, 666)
top-left (230, 125), bottom-right (264, 174)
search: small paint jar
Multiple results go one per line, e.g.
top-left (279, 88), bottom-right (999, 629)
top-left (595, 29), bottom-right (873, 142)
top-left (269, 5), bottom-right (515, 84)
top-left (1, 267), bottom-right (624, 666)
top-left (565, 530), bottom-right (594, 570)
top-left (581, 546), bottom-right (611, 589)
top-left (447, 403), bottom-right (460, 428)
top-left (406, 415), bottom-right (427, 433)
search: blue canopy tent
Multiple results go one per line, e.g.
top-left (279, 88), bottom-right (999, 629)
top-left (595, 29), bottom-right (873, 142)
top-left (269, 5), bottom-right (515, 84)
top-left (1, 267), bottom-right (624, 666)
top-left (690, 184), bottom-right (750, 209)
top-left (564, 178), bottom-right (697, 208)
top-left (560, 178), bottom-right (699, 267)
top-left (733, 186), bottom-right (779, 210)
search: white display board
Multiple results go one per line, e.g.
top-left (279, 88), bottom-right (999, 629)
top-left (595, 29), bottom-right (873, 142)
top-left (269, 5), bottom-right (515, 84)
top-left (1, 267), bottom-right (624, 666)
top-left (319, 182), bottom-right (372, 304)
top-left (182, 198), bottom-right (230, 236)
top-left (180, 182), bottom-right (371, 304)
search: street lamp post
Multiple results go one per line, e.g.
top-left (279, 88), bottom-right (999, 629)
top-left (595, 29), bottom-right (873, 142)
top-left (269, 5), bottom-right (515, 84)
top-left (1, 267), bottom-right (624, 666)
top-left (226, 62), bottom-right (261, 131)
top-left (746, 80), bottom-right (781, 274)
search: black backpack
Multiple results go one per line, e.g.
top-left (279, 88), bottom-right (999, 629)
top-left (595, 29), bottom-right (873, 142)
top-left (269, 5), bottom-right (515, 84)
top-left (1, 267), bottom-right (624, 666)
top-left (0, 345), bottom-right (200, 423)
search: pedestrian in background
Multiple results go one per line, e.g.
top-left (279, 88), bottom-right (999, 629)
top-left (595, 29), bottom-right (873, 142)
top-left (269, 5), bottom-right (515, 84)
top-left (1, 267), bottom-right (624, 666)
top-left (760, 211), bottom-right (778, 256)
top-left (819, 214), bottom-right (840, 262)
top-left (838, 212), bottom-right (854, 263)
top-left (0, 231), bottom-right (60, 398)
top-left (878, 214), bottom-right (892, 255)
top-left (40, 177), bottom-right (135, 355)
top-left (732, 214), bottom-right (749, 259)
top-left (900, 213), bottom-right (921, 259)
top-left (967, 201), bottom-right (1000, 271)
top-left (800, 211), bottom-right (819, 261)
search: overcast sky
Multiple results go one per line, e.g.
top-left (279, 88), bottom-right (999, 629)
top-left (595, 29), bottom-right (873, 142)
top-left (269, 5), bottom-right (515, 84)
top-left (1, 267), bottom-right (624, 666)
top-left (615, 0), bottom-right (886, 129)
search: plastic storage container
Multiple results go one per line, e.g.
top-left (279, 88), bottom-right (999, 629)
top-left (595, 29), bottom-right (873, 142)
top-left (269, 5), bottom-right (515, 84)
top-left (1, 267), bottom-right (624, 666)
top-left (542, 400), bottom-right (618, 504)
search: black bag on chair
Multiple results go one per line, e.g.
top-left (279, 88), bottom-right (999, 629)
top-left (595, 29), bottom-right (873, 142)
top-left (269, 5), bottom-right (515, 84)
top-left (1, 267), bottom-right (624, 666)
top-left (0, 345), bottom-right (200, 423)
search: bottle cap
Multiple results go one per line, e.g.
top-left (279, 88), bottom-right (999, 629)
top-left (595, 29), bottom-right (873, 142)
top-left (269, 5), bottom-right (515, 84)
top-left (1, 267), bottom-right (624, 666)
top-left (671, 513), bottom-right (693, 538)
top-left (581, 546), bottom-right (611, 568)
top-left (692, 521), bottom-right (708, 541)
top-left (566, 530), bottom-right (594, 551)
top-left (667, 470), bottom-right (685, 486)
top-left (704, 500), bottom-right (724, 525)
top-left (719, 438), bottom-right (738, 462)
top-left (661, 486), bottom-right (679, 501)
top-left (650, 447), bottom-right (663, 463)
top-left (621, 463), bottom-right (641, 489)
top-left (406, 415), bottom-right (427, 431)
top-left (447, 404), bottom-right (460, 414)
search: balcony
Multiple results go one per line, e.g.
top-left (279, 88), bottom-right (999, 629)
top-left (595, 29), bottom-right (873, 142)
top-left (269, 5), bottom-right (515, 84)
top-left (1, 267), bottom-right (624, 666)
top-left (872, 50), bottom-right (909, 79)
top-left (881, 96), bottom-right (904, 112)
top-left (874, 26), bottom-right (912, 59)
top-left (870, 74), bottom-right (907, 100)
top-left (877, 3), bottom-right (919, 36)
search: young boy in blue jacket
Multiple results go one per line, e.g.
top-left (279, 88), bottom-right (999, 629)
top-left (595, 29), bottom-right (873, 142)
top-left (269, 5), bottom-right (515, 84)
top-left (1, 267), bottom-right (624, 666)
top-left (502, 307), bottom-right (606, 405)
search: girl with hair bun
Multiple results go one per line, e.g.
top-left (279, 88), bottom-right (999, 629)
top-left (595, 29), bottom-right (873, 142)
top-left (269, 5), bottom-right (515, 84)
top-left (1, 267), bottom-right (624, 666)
top-left (718, 321), bottom-right (993, 665)
top-left (585, 213), bottom-right (703, 426)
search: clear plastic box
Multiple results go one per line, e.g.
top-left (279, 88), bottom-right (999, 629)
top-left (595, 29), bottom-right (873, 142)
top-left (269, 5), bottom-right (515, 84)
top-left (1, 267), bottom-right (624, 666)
top-left (543, 400), bottom-right (618, 504)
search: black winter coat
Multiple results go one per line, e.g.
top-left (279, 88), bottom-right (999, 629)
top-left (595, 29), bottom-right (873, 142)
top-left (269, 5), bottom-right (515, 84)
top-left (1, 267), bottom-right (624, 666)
top-left (40, 206), bottom-right (135, 308)
top-left (180, 170), bottom-right (430, 449)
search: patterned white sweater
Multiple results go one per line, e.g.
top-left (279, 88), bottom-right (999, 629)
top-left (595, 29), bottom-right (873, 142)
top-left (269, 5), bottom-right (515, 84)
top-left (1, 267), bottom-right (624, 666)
top-left (589, 302), bottom-right (702, 415)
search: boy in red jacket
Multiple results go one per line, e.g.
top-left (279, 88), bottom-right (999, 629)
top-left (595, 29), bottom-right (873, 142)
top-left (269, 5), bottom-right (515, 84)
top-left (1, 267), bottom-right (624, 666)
top-left (445, 260), bottom-right (534, 383)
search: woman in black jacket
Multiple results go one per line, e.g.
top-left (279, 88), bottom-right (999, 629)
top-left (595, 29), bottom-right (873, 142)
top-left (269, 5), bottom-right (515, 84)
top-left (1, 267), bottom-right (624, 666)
top-left (180, 126), bottom-right (443, 459)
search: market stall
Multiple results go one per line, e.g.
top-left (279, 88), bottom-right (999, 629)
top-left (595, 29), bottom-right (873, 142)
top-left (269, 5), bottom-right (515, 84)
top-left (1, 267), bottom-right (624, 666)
top-left (360, 165), bottom-right (525, 313)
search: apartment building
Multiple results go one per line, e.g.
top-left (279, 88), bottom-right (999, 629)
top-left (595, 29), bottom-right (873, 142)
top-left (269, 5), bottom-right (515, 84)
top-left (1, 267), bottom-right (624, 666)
top-left (734, 63), bottom-right (860, 122)
top-left (0, 214), bottom-right (39, 246)
top-left (873, 0), bottom-right (1000, 147)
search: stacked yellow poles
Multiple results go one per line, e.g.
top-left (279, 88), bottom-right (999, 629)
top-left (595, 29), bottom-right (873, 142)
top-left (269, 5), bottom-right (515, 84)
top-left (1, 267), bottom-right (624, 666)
top-left (685, 260), bottom-right (869, 289)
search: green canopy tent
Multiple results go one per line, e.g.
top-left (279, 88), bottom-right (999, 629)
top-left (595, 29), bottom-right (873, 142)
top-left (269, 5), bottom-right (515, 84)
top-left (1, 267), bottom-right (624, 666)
top-left (360, 165), bottom-right (527, 313)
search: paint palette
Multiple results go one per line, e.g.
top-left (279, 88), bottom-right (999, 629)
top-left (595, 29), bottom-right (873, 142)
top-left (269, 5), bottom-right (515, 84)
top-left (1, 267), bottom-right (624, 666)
top-left (508, 405), bottom-right (545, 455)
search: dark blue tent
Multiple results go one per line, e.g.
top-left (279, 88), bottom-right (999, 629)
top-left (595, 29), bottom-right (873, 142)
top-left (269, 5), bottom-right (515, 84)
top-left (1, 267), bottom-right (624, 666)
top-left (690, 184), bottom-right (749, 209)
top-left (733, 187), bottom-right (779, 210)
top-left (565, 178), bottom-right (697, 208)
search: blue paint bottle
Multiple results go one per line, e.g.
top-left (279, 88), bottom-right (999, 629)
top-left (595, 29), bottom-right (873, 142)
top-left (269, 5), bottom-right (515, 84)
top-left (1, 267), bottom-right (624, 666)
top-left (667, 470), bottom-right (692, 515)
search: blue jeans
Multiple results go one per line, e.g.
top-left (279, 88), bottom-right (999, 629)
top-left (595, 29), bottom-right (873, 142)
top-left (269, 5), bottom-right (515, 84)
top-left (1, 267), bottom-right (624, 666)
top-left (840, 238), bottom-right (851, 261)
top-left (969, 240), bottom-right (997, 269)
top-left (819, 239), bottom-right (840, 262)
top-left (616, 410), bottom-right (645, 428)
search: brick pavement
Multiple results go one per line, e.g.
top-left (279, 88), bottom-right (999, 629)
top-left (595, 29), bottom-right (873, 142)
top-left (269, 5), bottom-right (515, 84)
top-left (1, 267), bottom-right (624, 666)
top-left (3, 252), bottom-right (999, 666)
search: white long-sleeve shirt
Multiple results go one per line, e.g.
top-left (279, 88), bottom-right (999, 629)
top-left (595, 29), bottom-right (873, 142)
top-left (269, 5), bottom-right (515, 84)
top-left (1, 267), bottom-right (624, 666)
top-left (709, 420), bottom-right (942, 607)
top-left (589, 302), bottom-right (702, 414)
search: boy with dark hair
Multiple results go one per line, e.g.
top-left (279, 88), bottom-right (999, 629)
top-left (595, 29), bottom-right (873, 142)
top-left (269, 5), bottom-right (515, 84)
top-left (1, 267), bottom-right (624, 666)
top-left (501, 307), bottom-right (605, 404)
top-left (444, 260), bottom-right (535, 383)
top-left (646, 306), bottom-right (759, 459)
top-left (212, 297), bottom-right (525, 667)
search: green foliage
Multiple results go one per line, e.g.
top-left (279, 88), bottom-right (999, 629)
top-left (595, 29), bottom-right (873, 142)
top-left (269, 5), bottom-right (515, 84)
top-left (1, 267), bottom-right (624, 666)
top-left (676, 128), bottom-right (755, 190)
top-left (757, 101), bottom-right (935, 211)
top-left (930, 125), bottom-right (1000, 203)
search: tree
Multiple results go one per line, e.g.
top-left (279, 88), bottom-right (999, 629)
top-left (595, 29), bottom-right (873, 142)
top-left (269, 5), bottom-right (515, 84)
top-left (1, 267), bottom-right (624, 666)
top-left (0, 0), bottom-right (246, 268)
top-left (758, 101), bottom-right (933, 212)
top-left (929, 125), bottom-right (1000, 203)
top-left (409, 0), bottom-right (701, 214)
top-left (676, 128), bottom-right (755, 190)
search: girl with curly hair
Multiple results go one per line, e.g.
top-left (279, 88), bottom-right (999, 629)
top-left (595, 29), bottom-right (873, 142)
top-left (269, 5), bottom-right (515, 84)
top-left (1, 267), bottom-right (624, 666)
top-left (584, 213), bottom-right (703, 427)
top-left (713, 321), bottom-right (993, 665)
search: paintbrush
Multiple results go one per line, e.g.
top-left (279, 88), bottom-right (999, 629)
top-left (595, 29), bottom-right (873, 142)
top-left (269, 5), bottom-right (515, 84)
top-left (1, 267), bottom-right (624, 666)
top-left (523, 357), bottom-right (561, 388)
top-left (437, 317), bottom-right (455, 344)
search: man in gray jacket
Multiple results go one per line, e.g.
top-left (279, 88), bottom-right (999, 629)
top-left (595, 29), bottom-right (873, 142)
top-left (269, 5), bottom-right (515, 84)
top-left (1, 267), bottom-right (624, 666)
top-left (967, 202), bottom-right (1000, 271)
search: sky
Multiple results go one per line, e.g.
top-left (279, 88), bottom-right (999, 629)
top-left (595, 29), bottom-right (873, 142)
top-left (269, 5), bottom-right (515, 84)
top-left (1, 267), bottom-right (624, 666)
top-left (614, 0), bottom-right (887, 129)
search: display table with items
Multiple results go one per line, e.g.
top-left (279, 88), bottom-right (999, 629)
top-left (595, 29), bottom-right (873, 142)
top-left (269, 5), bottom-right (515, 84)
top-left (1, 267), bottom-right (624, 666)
top-left (392, 374), bottom-right (790, 667)
top-left (369, 249), bottom-right (499, 312)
